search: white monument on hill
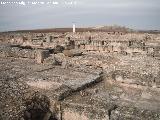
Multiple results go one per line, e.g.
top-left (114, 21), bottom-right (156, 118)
top-left (72, 23), bottom-right (76, 33)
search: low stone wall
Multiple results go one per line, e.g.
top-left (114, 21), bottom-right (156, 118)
top-left (108, 70), bottom-right (159, 88)
top-left (0, 45), bottom-right (36, 59)
top-left (0, 45), bottom-right (51, 64)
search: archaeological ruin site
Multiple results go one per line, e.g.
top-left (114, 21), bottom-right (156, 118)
top-left (0, 27), bottom-right (160, 120)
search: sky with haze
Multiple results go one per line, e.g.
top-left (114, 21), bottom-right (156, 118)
top-left (0, 0), bottom-right (160, 32)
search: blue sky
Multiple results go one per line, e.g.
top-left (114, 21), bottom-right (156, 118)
top-left (0, 0), bottom-right (160, 31)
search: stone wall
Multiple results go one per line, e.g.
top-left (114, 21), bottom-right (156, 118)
top-left (1, 32), bottom-right (160, 58)
top-left (0, 45), bottom-right (36, 59)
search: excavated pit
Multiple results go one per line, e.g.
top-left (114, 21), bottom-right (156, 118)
top-left (23, 93), bottom-right (58, 120)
